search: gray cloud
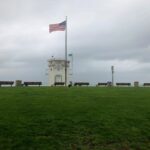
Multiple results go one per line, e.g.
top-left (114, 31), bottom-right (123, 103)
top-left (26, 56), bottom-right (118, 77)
top-left (0, 0), bottom-right (150, 84)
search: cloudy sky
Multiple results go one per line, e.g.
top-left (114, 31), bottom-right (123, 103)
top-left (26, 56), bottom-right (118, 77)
top-left (0, 0), bottom-right (150, 85)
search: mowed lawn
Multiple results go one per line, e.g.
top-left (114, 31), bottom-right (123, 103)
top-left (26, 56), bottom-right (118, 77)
top-left (0, 87), bottom-right (150, 150)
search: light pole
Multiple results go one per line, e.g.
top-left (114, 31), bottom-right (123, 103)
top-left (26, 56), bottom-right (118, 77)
top-left (111, 66), bottom-right (114, 86)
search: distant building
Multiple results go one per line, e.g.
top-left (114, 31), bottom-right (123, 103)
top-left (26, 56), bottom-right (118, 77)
top-left (48, 58), bottom-right (70, 86)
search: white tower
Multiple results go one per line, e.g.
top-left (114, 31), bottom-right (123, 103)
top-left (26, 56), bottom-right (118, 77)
top-left (48, 58), bottom-right (70, 86)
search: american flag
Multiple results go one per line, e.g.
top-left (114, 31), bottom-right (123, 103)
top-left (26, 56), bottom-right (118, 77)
top-left (49, 21), bottom-right (66, 33)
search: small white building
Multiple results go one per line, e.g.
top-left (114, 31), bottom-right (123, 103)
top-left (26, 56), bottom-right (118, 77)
top-left (48, 58), bottom-right (70, 86)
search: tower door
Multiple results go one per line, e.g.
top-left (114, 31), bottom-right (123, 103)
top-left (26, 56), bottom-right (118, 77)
top-left (55, 75), bottom-right (62, 82)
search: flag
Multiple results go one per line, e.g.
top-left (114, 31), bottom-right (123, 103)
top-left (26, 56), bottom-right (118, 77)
top-left (49, 21), bottom-right (66, 33)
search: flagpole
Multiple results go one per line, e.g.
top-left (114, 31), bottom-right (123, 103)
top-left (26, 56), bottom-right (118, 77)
top-left (65, 16), bottom-right (67, 86)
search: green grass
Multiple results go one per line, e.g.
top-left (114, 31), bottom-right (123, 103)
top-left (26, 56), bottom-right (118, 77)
top-left (0, 87), bottom-right (150, 150)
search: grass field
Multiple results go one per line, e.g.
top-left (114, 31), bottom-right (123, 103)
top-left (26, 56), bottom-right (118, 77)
top-left (0, 87), bottom-right (150, 150)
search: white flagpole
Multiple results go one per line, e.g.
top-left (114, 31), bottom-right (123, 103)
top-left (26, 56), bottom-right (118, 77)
top-left (65, 16), bottom-right (67, 86)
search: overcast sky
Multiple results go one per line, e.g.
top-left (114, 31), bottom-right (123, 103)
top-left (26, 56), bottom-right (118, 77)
top-left (0, 0), bottom-right (150, 85)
